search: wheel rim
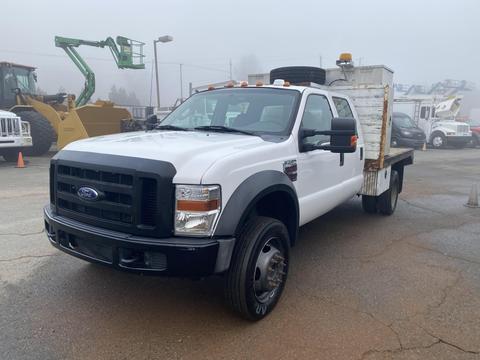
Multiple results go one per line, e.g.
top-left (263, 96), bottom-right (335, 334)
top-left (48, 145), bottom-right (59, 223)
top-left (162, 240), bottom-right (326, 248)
top-left (432, 136), bottom-right (443, 147)
top-left (253, 237), bottom-right (286, 304)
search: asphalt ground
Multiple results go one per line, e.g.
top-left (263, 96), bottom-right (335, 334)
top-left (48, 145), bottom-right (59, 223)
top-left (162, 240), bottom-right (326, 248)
top-left (0, 148), bottom-right (479, 360)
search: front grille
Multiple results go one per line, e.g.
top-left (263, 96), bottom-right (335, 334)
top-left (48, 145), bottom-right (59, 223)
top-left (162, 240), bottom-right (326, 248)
top-left (56, 164), bottom-right (136, 225)
top-left (51, 155), bottom-right (175, 238)
top-left (457, 124), bottom-right (469, 133)
top-left (0, 117), bottom-right (20, 137)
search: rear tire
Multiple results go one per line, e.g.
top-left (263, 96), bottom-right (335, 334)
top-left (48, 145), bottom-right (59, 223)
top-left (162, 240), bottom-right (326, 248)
top-left (270, 66), bottom-right (326, 85)
top-left (362, 195), bottom-right (377, 214)
top-left (377, 170), bottom-right (400, 215)
top-left (224, 216), bottom-right (289, 321)
top-left (16, 111), bottom-right (55, 156)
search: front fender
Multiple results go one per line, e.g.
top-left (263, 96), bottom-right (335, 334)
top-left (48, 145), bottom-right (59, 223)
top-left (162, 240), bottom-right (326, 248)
top-left (213, 170), bottom-right (299, 244)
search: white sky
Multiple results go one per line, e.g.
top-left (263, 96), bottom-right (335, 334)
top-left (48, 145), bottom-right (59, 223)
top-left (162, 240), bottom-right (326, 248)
top-left (1, 0), bottom-right (479, 106)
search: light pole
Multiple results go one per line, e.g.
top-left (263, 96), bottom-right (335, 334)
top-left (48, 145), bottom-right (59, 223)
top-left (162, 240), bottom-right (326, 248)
top-left (153, 35), bottom-right (173, 109)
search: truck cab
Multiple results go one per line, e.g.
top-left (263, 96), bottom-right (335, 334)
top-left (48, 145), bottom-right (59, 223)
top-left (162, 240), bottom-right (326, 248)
top-left (44, 62), bottom-right (413, 320)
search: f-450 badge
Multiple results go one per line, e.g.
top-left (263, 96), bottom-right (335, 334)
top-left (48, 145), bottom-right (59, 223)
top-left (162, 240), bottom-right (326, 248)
top-left (283, 160), bottom-right (297, 181)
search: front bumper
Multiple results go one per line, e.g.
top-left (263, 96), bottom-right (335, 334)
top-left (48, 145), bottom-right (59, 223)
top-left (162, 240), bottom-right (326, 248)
top-left (44, 206), bottom-right (235, 276)
top-left (398, 137), bottom-right (425, 148)
top-left (446, 135), bottom-right (472, 144)
top-left (0, 136), bottom-right (32, 148)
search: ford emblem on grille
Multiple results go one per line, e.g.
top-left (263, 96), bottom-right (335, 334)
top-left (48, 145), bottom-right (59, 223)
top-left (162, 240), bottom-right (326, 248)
top-left (77, 186), bottom-right (100, 201)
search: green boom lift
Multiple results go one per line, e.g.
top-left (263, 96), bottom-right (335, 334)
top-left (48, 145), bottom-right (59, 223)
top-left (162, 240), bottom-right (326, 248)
top-left (54, 35), bottom-right (145, 106)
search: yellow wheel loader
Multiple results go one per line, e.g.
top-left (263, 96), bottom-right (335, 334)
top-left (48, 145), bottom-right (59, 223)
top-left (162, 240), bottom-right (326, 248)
top-left (0, 36), bottom-right (145, 155)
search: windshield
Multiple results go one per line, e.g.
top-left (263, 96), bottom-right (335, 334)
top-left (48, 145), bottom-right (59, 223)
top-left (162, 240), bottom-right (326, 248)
top-left (161, 88), bottom-right (300, 136)
top-left (469, 119), bottom-right (480, 127)
top-left (393, 113), bottom-right (417, 128)
top-left (12, 67), bottom-right (36, 94)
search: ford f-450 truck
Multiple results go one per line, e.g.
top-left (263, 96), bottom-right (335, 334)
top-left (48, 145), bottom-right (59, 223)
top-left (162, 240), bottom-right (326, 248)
top-left (44, 59), bottom-right (413, 320)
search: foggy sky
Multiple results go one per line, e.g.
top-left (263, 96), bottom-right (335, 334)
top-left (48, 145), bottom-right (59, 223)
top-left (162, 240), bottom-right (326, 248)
top-left (1, 0), bottom-right (479, 107)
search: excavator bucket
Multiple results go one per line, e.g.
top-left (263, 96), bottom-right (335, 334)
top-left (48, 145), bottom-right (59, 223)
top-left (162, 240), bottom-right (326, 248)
top-left (23, 95), bottom-right (133, 150)
top-left (57, 101), bottom-right (132, 149)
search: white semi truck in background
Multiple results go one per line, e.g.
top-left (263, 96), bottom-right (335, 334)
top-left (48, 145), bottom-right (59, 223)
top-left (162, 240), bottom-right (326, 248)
top-left (393, 95), bottom-right (472, 149)
top-left (0, 110), bottom-right (32, 161)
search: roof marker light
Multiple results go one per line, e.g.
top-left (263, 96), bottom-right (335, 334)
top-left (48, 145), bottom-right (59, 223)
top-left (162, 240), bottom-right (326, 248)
top-left (240, 81), bottom-right (248, 87)
top-left (256, 81), bottom-right (263, 87)
top-left (283, 81), bottom-right (291, 87)
top-left (225, 82), bottom-right (234, 88)
top-left (207, 85), bottom-right (215, 91)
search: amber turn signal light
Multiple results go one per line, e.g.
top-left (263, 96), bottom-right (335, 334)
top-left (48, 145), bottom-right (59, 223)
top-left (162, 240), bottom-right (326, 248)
top-left (177, 199), bottom-right (220, 212)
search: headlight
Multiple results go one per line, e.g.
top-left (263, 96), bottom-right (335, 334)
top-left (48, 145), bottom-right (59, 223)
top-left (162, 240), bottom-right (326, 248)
top-left (401, 130), bottom-right (412, 137)
top-left (174, 185), bottom-right (221, 236)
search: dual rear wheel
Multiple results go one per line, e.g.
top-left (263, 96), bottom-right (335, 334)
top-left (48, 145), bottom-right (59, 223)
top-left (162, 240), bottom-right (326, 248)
top-left (362, 170), bottom-right (400, 215)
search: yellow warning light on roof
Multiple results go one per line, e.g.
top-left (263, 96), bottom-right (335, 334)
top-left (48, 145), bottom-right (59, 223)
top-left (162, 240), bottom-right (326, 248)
top-left (240, 81), bottom-right (248, 87)
top-left (256, 81), bottom-right (263, 87)
top-left (225, 82), bottom-right (234, 88)
top-left (339, 53), bottom-right (352, 62)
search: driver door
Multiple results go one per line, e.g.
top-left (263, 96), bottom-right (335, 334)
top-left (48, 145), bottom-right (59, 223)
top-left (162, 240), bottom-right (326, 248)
top-left (295, 94), bottom-right (340, 225)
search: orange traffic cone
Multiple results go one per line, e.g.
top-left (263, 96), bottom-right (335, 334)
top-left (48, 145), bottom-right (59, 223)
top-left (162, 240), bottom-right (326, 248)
top-left (15, 151), bottom-right (25, 168)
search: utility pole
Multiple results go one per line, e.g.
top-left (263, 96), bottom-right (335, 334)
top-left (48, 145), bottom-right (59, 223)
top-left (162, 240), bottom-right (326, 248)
top-left (319, 55), bottom-right (323, 68)
top-left (179, 63), bottom-right (184, 101)
top-left (153, 40), bottom-right (160, 109)
top-left (153, 35), bottom-right (173, 109)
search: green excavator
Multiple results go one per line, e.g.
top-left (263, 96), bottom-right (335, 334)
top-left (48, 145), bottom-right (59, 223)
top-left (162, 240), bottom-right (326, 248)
top-left (0, 35), bottom-right (145, 155)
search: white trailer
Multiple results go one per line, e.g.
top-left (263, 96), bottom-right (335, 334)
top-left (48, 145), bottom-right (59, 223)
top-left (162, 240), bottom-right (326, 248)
top-left (0, 110), bottom-right (32, 162)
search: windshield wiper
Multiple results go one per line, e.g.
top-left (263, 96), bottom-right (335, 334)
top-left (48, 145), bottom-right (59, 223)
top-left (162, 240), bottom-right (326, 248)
top-left (194, 125), bottom-right (257, 136)
top-left (155, 124), bottom-right (189, 131)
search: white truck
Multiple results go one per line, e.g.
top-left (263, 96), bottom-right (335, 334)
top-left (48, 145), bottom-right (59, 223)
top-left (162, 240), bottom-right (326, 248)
top-left (0, 110), bottom-right (32, 161)
top-left (44, 59), bottom-right (413, 320)
top-left (393, 95), bottom-right (472, 148)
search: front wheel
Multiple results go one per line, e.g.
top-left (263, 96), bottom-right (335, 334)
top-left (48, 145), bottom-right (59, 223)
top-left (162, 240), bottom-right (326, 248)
top-left (1, 148), bottom-right (20, 162)
top-left (17, 111), bottom-right (55, 156)
top-left (430, 133), bottom-right (446, 149)
top-left (224, 216), bottom-right (290, 321)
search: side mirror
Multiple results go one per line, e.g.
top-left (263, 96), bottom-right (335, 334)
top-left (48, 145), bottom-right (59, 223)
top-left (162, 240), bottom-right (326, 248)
top-left (300, 117), bottom-right (357, 153)
top-left (145, 114), bottom-right (158, 131)
top-left (327, 117), bottom-right (357, 153)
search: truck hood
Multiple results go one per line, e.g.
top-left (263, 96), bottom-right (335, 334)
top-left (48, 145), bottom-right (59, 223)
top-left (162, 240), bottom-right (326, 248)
top-left (63, 130), bottom-right (269, 182)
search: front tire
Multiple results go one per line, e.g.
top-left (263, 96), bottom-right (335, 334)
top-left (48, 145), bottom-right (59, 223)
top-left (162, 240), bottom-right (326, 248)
top-left (225, 216), bottom-right (290, 321)
top-left (1, 148), bottom-right (20, 162)
top-left (430, 132), bottom-right (445, 149)
top-left (16, 111), bottom-right (55, 156)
